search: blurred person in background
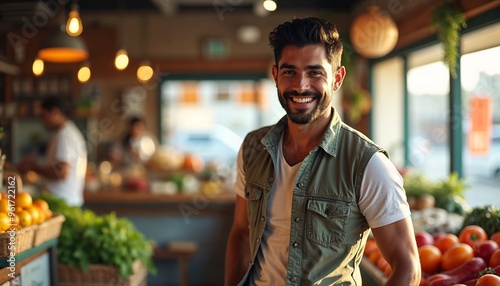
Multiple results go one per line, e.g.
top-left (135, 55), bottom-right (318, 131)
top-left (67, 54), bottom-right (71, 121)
top-left (17, 97), bottom-right (87, 207)
top-left (108, 116), bottom-right (157, 169)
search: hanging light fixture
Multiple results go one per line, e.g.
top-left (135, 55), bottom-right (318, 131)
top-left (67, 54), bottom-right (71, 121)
top-left (136, 16), bottom-right (153, 83)
top-left (32, 57), bottom-right (44, 76)
top-left (38, 25), bottom-right (88, 63)
top-left (77, 62), bottom-right (91, 83)
top-left (114, 48), bottom-right (129, 70)
top-left (137, 60), bottom-right (153, 83)
top-left (350, 6), bottom-right (399, 59)
top-left (263, 0), bottom-right (277, 12)
top-left (66, 1), bottom-right (83, 37)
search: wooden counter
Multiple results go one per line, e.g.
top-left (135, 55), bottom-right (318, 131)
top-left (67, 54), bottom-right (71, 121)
top-left (82, 188), bottom-right (236, 286)
top-left (83, 188), bottom-right (236, 216)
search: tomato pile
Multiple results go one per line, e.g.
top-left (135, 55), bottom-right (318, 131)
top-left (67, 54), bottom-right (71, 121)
top-left (364, 225), bottom-right (500, 286)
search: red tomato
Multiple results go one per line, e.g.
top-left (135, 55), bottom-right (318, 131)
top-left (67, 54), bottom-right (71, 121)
top-left (419, 245), bottom-right (442, 274)
top-left (434, 233), bottom-right (459, 254)
top-left (491, 232), bottom-right (500, 248)
top-left (475, 274), bottom-right (500, 286)
top-left (459, 225), bottom-right (488, 247)
top-left (441, 243), bottom-right (474, 271)
top-left (490, 249), bottom-right (500, 268)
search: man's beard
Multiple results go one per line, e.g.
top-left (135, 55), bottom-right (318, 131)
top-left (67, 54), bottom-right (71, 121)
top-left (278, 90), bottom-right (331, 124)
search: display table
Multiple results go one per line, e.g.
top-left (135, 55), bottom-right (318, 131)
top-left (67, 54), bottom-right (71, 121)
top-left (0, 238), bottom-right (58, 285)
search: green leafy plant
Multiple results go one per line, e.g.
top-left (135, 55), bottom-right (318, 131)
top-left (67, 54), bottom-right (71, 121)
top-left (404, 172), bottom-right (470, 215)
top-left (431, 0), bottom-right (467, 78)
top-left (37, 193), bottom-right (156, 278)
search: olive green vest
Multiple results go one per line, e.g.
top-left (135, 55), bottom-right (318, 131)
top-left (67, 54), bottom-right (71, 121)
top-left (238, 110), bottom-right (387, 286)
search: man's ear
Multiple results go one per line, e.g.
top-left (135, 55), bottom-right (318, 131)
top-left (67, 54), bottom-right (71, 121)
top-left (333, 66), bottom-right (346, 91)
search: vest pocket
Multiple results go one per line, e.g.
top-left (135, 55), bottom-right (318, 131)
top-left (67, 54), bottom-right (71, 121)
top-left (245, 186), bottom-right (263, 227)
top-left (306, 198), bottom-right (350, 247)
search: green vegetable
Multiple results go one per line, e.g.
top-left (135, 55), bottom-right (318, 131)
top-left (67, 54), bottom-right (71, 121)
top-left (461, 205), bottom-right (500, 237)
top-left (36, 193), bottom-right (156, 278)
top-left (403, 172), bottom-right (470, 215)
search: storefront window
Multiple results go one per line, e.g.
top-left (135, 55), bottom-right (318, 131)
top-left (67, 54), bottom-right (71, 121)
top-left (407, 49), bottom-right (450, 181)
top-left (160, 77), bottom-right (282, 167)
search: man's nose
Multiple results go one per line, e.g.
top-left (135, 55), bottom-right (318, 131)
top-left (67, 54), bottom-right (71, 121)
top-left (292, 74), bottom-right (310, 92)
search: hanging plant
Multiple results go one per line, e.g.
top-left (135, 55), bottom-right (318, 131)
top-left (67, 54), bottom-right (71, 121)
top-left (431, 0), bottom-right (467, 79)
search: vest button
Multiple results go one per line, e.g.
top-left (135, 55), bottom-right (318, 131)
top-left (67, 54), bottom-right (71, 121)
top-left (268, 177), bottom-right (274, 183)
top-left (291, 276), bottom-right (298, 282)
top-left (260, 216), bottom-right (265, 221)
top-left (297, 182), bottom-right (304, 188)
top-left (295, 217), bottom-right (301, 222)
top-left (256, 238), bottom-right (260, 244)
top-left (292, 242), bottom-right (298, 247)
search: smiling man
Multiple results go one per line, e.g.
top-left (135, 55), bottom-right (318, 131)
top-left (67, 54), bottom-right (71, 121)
top-left (225, 17), bottom-right (421, 285)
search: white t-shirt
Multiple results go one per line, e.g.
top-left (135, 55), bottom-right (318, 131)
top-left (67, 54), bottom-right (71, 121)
top-left (233, 140), bottom-right (410, 284)
top-left (44, 121), bottom-right (87, 207)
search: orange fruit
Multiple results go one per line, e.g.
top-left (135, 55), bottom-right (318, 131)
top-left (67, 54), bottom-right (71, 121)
top-left (476, 274), bottom-right (500, 286)
top-left (368, 249), bottom-right (382, 265)
top-left (15, 192), bottom-right (32, 209)
top-left (44, 208), bottom-right (53, 220)
top-left (434, 233), bottom-right (459, 254)
top-left (10, 213), bottom-right (20, 230)
top-left (442, 243), bottom-right (474, 271)
top-left (0, 199), bottom-right (11, 213)
top-left (490, 249), bottom-right (500, 268)
top-left (17, 210), bottom-right (32, 228)
top-left (24, 206), bottom-right (40, 225)
top-left (419, 245), bottom-right (442, 274)
top-left (364, 238), bottom-right (378, 257)
top-left (0, 212), bottom-right (11, 231)
top-left (33, 199), bottom-right (49, 212)
top-left (490, 232), bottom-right (500, 247)
top-left (34, 205), bottom-right (46, 223)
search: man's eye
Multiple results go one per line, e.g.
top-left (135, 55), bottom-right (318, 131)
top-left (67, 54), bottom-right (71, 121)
top-left (309, 71), bottom-right (322, 76)
top-left (282, 70), bottom-right (295, 75)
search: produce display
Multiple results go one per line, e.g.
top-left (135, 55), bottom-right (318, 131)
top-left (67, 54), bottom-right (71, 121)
top-left (0, 191), bottom-right (54, 232)
top-left (363, 225), bottom-right (500, 286)
top-left (37, 193), bottom-right (156, 279)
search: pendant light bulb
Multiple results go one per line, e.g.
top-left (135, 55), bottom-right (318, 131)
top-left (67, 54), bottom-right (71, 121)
top-left (137, 61), bottom-right (153, 83)
top-left (78, 63), bottom-right (91, 83)
top-left (32, 58), bottom-right (44, 76)
top-left (66, 3), bottom-right (83, 36)
top-left (114, 49), bottom-right (129, 70)
top-left (263, 0), bottom-right (277, 12)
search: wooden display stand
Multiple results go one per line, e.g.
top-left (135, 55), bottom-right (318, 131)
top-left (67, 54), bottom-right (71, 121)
top-left (0, 238), bottom-right (59, 285)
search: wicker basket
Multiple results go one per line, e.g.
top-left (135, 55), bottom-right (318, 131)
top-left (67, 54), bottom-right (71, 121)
top-left (33, 213), bottom-right (65, 247)
top-left (58, 259), bottom-right (147, 286)
top-left (0, 224), bottom-right (37, 259)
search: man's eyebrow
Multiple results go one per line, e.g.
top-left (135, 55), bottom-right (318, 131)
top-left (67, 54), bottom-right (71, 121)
top-left (279, 63), bottom-right (295, 69)
top-left (279, 64), bottom-right (325, 70)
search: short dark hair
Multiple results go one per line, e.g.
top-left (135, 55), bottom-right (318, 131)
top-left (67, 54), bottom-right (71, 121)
top-left (268, 17), bottom-right (343, 69)
top-left (41, 96), bottom-right (71, 117)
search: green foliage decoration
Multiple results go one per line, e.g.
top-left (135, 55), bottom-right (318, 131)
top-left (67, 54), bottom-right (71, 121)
top-left (37, 193), bottom-right (156, 279)
top-left (431, 0), bottom-right (467, 79)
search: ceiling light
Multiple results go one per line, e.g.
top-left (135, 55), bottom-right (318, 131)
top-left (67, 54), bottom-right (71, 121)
top-left (137, 61), bottom-right (153, 83)
top-left (66, 2), bottom-right (83, 36)
top-left (114, 48), bottom-right (129, 70)
top-left (32, 58), bottom-right (44, 76)
top-left (237, 25), bottom-right (261, 44)
top-left (263, 0), bottom-right (277, 12)
top-left (38, 25), bottom-right (88, 63)
top-left (78, 62), bottom-right (91, 83)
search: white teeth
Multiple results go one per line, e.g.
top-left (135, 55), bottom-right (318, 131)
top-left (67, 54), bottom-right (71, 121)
top-left (292, 97), bottom-right (313, 103)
